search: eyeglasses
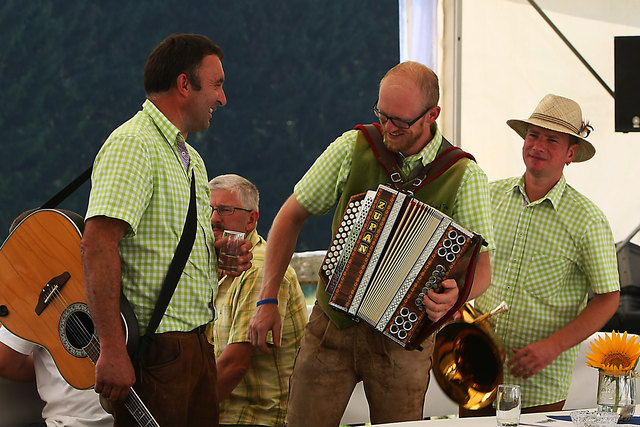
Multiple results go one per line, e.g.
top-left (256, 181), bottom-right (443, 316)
top-left (372, 101), bottom-right (432, 129)
top-left (211, 205), bottom-right (252, 216)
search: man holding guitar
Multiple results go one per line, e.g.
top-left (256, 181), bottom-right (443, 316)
top-left (81, 34), bottom-right (251, 426)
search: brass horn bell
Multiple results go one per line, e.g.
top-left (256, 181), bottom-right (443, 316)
top-left (431, 301), bottom-right (508, 410)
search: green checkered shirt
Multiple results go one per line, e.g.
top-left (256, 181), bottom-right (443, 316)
top-left (207, 230), bottom-right (307, 426)
top-left (294, 123), bottom-right (495, 252)
top-left (475, 175), bottom-right (620, 408)
top-left (86, 99), bottom-right (216, 335)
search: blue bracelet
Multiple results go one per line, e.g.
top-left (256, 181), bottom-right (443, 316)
top-left (256, 298), bottom-right (278, 307)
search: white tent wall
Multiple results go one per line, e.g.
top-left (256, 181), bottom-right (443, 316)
top-left (399, 0), bottom-right (441, 70)
top-left (440, 0), bottom-right (640, 243)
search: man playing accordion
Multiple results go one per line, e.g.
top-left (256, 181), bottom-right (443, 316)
top-left (249, 61), bottom-right (494, 426)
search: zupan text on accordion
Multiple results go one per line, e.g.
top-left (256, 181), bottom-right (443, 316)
top-left (319, 184), bottom-right (485, 350)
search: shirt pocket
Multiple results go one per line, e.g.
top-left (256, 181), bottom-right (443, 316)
top-left (524, 249), bottom-right (577, 301)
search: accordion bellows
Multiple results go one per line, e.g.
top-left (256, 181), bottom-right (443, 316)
top-left (320, 184), bottom-right (483, 349)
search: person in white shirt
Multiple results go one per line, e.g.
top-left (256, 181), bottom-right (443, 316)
top-left (0, 326), bottom-right (113, 427)
top-left (0, 210), bottom-right (112, 427)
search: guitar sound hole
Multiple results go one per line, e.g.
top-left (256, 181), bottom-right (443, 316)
top-left (65, 311), bottom-right (95, 349)
top-left (59, 302), bottom-right (95, 358)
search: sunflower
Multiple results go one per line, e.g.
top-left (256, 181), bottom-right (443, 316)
top-left (585, 331), bottom-right (640, 372)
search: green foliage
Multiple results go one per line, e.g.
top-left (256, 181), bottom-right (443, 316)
top-left (0, 1), bottom-right (398, 250)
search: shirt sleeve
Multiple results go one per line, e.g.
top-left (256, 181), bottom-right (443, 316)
top-left (294, 130), bottom-right (358, 215)
top-left (452, 161), bottom-right (495, 252)
top-left (0, 326), bottom-right (34, 355)
top-left (85, 133), bottom-right (153, 236)
top-left (580, 216), bottom-right (621, 294)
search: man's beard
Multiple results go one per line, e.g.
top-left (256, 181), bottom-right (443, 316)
top-left (382, 130), bottom-right (420, 155)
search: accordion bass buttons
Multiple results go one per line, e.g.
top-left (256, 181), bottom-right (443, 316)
top-left (389, 307), bottom-right (419, 340)
top-left (415, 264), bottom-right (447, 311)
top-left (437, 230), bottom-right (468, 262)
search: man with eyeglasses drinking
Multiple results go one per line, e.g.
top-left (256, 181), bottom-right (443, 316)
top-left (248, 61), bottom-right (494, 426)
top-left (207, 174), bottom-right (307, 427)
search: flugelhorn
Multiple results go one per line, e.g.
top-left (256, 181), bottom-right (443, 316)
top-left (431, 301), bottom-right (508, 410)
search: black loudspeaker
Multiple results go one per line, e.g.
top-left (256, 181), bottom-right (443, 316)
top-left (615, 36), bottom-right (640, 133)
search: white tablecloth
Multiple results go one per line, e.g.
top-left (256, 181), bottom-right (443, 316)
top-left (373, 405), bottom-right (640, 426)
top-left (374, 412), bottom-right (571, 426)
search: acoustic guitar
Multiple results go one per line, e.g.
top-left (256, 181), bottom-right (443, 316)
top-left (0, 209), bottom-right (159, 426)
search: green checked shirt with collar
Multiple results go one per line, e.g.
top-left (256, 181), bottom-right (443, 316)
top-left (294, 122), bottom-right (495, 253)
top-left (475, 174), bottom-right (620, 408)
top-left (86, 99), bottom-right (217, 335)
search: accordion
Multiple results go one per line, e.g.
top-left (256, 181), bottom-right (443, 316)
top-left (319, 184), bottom-right (483, 349)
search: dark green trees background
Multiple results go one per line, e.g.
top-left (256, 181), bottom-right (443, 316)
top-left (0, 1), bottom-right (399, 250)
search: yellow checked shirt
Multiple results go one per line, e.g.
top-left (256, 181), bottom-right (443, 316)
top-left (207, 229), bottom-right (308, 426)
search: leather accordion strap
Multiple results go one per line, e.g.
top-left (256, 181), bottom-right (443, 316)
top-left (356, 123), bottom-right (475, 193)
top-left (407, 140), bottom-right (475, 193)
top-left (357, 123), bottom-right (403, 190)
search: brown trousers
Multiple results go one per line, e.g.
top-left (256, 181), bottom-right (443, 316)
top-left (285, 305), bottom-right (435, 427)
top-left (112, 326), bottom-right (218, 426)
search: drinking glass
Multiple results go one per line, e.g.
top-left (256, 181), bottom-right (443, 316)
top-left (218, 230), bottom-right (245, 272)
top-left (496, 384), bottom-right (521, 427)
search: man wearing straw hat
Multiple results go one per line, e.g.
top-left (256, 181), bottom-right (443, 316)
top-left (470, 94), bottom-right (620, 415)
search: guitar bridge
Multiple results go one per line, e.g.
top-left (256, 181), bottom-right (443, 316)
top-left (35, 272), bottom-right (71, 315)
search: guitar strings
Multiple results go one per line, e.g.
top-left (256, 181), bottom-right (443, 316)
top-left (48, 288), bottom-right (159, 426)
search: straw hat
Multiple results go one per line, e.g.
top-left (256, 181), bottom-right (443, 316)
top-left (506, 94), bottom-right (595, 162)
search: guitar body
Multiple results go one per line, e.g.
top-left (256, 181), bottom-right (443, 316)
top-left (0, 209), bottom-right (157, 425)
top-left (0, 209), bottom-right (97, 389)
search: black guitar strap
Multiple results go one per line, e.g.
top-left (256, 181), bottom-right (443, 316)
top-left (38, 164), bottom-right (199, 361)
top-left (136, 170), bottom-right (198, 360)
top-left (40, 166), bottom-right (93, 209)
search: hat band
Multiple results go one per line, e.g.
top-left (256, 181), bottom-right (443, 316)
top-left (530, 112), bottom-right (579, 134)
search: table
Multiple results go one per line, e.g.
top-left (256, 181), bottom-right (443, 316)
top-left (373, 412), bottom-right (570, 426)
top-left (372, 405), bottom-right (640, 426)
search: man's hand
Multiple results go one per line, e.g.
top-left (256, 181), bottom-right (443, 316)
top-left (248, 194), bottom-right (310, 354)
top-left (248, 303), bottom-right (281, 354)
top-left (94, 343), bottom-right (136, 402)
top-left (424, 279), bottom-right (459, 322)
top-left (508, 339), bottom-right (560, 379)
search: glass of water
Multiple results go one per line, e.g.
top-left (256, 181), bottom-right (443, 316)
top-left (496, 384), bottom-right (521, 427)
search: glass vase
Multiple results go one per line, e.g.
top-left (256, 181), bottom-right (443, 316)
top-left (597, 369), bottom-right (636, 422)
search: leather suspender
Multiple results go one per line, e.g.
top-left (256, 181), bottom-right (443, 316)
top-left (356, 123), bottom-right (476, 193)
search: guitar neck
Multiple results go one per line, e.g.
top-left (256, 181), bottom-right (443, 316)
top-left (84, 337), bottom-right (160, 427)
top-left (124, 389), bottom-right (161, 427)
